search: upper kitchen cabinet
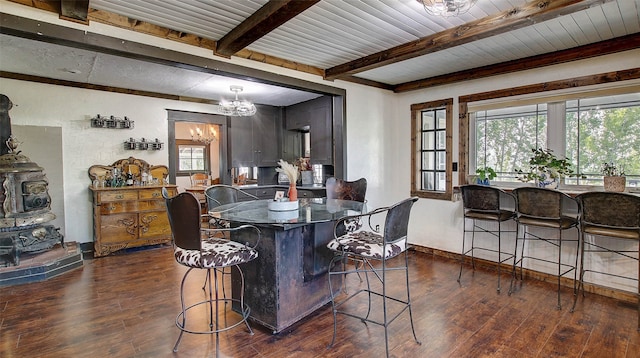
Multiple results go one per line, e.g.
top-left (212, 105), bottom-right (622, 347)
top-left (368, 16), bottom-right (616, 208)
top-left (285, 96), bottom-right (333, 165)
top-left (229, 105), bottom-right (280, 167)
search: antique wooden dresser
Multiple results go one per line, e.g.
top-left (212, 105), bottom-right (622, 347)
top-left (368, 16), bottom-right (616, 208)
top-left (88, 157), bottom-right (177, 257)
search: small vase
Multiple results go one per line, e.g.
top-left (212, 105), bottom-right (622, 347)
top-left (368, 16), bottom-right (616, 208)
top-left (288, 184), bottom-right (298, 201)
top-left (536, 171), bottom-right (558, 189)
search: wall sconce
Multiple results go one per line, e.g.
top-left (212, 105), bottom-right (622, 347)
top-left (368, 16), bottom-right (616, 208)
top-left (91, 114), bottom-right (134, 129)
top-left (124, 137), bottom-right (163, 150)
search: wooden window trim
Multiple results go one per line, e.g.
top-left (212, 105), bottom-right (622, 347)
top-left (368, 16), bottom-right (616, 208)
top-left (411, 98), bottom-right (453, 200)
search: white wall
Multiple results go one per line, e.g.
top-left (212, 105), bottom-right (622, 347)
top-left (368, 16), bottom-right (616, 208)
top-left (0, 79), bottom-right (230, 243)
top-left (1, 1), bottom-right (638, 292)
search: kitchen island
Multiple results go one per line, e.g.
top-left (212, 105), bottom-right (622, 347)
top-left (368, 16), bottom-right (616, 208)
top-left (209, 198), bottom-right (365, 333)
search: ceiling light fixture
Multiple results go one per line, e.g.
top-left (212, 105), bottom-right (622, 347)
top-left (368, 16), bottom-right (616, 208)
top-left (219, 85), bottom-right (257, 117)
top-left (190, 125), bottom-right (217, 145)
top-left (417, 0), bottom-right (477, 17)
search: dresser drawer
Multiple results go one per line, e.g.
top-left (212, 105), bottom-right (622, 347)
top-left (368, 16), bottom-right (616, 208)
top-left (98, 190), bottom-right (138, 203)
top-left (139, 188), bottom-right (174, 200)
top-left (100, 201), bottom-right (139, 215)
top-left (139, 200), bottom-right (168, 211)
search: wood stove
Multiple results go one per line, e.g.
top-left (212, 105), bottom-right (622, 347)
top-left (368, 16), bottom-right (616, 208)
top-left (0, 94), bottom-right (63, 266)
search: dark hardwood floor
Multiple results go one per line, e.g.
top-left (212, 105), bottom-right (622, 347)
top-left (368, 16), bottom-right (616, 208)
top-left (1, 245), bottom-right (638, 358)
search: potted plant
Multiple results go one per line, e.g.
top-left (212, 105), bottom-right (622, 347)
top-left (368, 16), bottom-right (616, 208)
top-left (515, 148), bottom-right (578, 189)
top-left (601, 162), bottom-right (626, 192)
top-left (475, 166), bottom-right (497, 185)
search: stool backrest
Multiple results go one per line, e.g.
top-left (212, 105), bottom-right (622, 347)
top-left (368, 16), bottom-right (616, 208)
top-left (384, 197), bottom-right (418, 244)
top-left (513, 187), bottom-right (574, 220)
top-left (460, 184), bottom-right (506, 212)
top-left (204, 185), bottom-right (258, 211)
top-left (163, 188), bottom-right (202, 250)
top-left (577, 192), bottom-right (640, 229)
top-left (326, 177), bottom-right (367, 203)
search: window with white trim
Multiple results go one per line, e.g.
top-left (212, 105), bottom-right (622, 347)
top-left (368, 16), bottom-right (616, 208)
top-left (176, 139), bottom-right (209, 174)
top-left (471, 91), bottom-right (640, 188)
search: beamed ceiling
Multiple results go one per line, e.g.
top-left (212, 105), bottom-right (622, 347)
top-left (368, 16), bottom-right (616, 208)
top-left (1, 0), bottom-right (639, 106)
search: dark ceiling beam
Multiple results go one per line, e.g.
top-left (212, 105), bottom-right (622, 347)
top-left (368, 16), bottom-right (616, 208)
top-left (394, 32), bottom-right (640, 92)
top-left (324, 0), bottom-right (614, 80)
top-left (233, 48), bottom-right (325, 77)
top-left (0, 70), bottom-right (190, 102)
top-left (214, 0), bottom-right (320, 58)
top-left (88, 9), bottom-right (217, 50)
top-left (338, 76), bottom-right (394, 91)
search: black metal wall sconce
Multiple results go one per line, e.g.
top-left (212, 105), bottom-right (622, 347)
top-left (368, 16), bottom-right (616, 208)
top-left (91, 114), bottom-right (134, 129)
top-left (124, 137), bottom-right (163, 151)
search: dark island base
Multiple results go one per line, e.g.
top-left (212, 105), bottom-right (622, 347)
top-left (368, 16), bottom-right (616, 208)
top-left (232, 222), bottom-right (341, 333)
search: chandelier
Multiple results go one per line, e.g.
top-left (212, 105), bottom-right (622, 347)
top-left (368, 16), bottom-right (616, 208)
top-left (190, 125), bottom-right (217, 145)
top-left (219, 85), bottom-right (257, 117)
top-left (417, 0), bottom-right (477, 17)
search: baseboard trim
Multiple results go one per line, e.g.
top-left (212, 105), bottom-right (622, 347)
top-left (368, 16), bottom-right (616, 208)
top-left (409, 244), bottom-right (637, 304)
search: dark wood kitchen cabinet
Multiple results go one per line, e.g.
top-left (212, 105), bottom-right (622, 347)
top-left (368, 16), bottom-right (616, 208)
top-left (308, 99), bottom-right (333, 165)
top-left (285, 96), bottom-right (333, 165)
top-left (230, 105), bottom-right (280, 167)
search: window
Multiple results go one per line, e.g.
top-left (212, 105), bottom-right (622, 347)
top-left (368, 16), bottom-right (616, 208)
top-left (474, 104), bottom-right (547, 182)
top-left (411, 99), bottom-right (453, 200)
top-left (176, 139), bottom-right (209, 174)
top-left (566, 94), bottom-right (640, 186)
top-left (470, 92), bottom-right (640, 187)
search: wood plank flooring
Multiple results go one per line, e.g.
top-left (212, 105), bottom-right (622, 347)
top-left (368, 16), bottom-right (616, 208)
top-left (1, 246), bottom-right (638, 358)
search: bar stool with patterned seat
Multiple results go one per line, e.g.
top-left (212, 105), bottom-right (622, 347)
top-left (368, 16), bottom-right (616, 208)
top-left (163, 188), bottom-right (261, 356)
top-left (509, 187), bottom-right (580, 310)
top-left (326, 197), bottom-right (421, 358)
top-left (458, 184), bottom-right (516, 292)
top-left (570, 191), bottom-right (640, 330)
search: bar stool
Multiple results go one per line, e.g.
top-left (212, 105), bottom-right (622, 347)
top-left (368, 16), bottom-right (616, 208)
top-left (163, 188), bottom-right (261, 356)
top-left (459, 184), bottom-right (516, 292)
top-left (205, 184), bottom-right (258, 228)
top-left (509, 187), bottom-right (580, 310)
top-left (203, 184), bottom-right (259, 298)
top-left (327, 197), bottom-right (420, 358)
top-left (570, 191), bottom-right (640, 330)
top-left (326, 177), bottom-right (368, 281)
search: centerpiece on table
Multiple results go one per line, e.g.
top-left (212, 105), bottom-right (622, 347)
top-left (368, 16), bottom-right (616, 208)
top-left (276, 159), bottom-right (299, 201)
top-left (601, 162), bottom-right (626, 192)
top-left (515, 148), bottom-right (579, 189)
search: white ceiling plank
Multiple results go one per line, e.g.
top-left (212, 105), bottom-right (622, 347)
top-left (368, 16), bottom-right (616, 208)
top-left (569, 11), bottom-right (604, 43)
top-left (600, 1), bottom-right (630, 36)
top-left (618, 0), bottom-right (640, 33)
top-left (544, 19), bottom-right (580, 48)
top-left (508, 27), bottom-right (553, 55)
top-left (556, 16), bottom-right (590, 45)
top-left (585, 5), bottom-right (615, 40)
